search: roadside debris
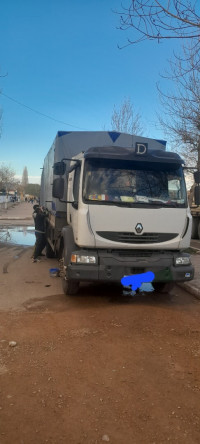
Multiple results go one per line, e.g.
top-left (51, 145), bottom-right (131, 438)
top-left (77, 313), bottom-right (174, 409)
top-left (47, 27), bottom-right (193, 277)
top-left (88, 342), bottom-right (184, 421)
top-left (9, 341), bottom-right (17, 347)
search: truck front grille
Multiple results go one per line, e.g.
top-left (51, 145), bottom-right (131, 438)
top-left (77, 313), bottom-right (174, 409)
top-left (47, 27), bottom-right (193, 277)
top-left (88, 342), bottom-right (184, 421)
top-left (96, 231), bottom-right (178, 244)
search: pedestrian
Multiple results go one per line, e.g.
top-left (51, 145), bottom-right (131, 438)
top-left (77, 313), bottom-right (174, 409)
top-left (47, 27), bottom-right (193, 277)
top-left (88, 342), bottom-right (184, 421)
top-left (32, 205), bottom-right (48, 262)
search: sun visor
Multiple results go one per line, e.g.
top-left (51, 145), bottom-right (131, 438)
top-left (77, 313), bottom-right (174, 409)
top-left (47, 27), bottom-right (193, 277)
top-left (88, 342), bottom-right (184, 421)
top-left (84, 146), bottom-right (184, 164)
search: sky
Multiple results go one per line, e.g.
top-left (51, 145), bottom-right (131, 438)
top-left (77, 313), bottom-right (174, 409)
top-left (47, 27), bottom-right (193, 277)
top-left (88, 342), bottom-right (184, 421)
top-left (0, 0), bottom-right (184, 184)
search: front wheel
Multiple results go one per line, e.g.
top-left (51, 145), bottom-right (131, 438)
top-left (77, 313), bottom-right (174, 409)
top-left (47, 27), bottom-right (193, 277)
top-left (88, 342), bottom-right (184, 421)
top-left (62, 278), bottom-right (79, 295)
top-left (153, 282), bottom-right (175, 293)
top-left (59, 246), bottom-right (79, 295)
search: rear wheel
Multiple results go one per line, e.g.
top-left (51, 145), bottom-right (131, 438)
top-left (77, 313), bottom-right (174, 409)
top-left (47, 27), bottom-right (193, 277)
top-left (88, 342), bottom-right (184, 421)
top-left (46, 241), bottom-right (55, 258)
top-left (153, 282), bottom-right (175, 293)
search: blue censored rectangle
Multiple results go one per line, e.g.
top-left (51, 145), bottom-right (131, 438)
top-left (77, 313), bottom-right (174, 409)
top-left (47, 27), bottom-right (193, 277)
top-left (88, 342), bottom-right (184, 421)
top-left (121, 271), bottom-right (155, 291)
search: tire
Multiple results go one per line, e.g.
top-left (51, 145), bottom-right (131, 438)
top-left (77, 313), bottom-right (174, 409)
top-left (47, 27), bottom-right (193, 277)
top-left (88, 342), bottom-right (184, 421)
top-left (62, 278), bottom-right (79, 295)
top-left (46, 241), bottom-right (55, 258)
top-left (198, 221), bottom-right (200, 240)
top-left (59, 245), bottom-right (79, 295)
top-left (191, 217), bottom-right (198, 239)
top-left (153, 282), bottom-right (175, 293)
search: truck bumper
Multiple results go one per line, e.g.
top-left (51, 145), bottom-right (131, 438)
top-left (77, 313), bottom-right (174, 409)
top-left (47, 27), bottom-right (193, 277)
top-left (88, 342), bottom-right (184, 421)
top-left (66, 250), bottom-right (194, 284)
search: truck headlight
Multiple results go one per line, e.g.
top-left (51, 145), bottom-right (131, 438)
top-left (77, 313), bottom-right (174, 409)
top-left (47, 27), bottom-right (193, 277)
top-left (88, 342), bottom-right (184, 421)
top-left (71, 254), bottom-right (96, 264)
top-left (175, 257), bottom-right (191, 266)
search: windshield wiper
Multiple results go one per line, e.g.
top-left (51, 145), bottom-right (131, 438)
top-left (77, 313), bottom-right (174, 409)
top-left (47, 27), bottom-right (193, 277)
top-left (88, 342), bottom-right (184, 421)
top-left (106, 201), bottom-right (133, 207)
top-left (148, 200), bottom-right (179, 207)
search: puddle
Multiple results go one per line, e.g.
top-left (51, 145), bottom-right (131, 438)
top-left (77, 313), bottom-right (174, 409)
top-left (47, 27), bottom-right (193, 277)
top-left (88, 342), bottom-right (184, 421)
top-left (0, 226), bottom-right (35, 246)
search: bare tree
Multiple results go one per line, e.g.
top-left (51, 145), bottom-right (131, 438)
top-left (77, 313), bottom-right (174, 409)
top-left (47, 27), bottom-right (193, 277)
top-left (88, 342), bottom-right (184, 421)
top-left (115, 1), bottom-right (200, 169)
top-left (111, 97), bottom-right (143, 135)
top-left (0, 164), bottom-right (17, 192)
top-left (117, 1), bottom-right (200, 46)
top-left (25, 183), bottom-right (40, 198)
top-left (157, 44), bottom-right (200, 168)
top-left (21, 166), bottom-right (29, 189)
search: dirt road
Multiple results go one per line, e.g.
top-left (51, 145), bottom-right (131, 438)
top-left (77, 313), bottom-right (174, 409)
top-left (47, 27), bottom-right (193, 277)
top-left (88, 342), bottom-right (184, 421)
top-left (0, 235), bottom-right (200, 444)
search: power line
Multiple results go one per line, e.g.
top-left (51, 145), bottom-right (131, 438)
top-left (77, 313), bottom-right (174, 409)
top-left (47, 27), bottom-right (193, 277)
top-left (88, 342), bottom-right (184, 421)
top-left (0, 91), bottom-right (88, 130)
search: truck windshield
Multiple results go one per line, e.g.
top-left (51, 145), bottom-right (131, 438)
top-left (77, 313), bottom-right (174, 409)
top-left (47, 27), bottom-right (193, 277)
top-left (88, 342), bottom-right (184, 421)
top-left (83, 159), bottom-right (187, 207)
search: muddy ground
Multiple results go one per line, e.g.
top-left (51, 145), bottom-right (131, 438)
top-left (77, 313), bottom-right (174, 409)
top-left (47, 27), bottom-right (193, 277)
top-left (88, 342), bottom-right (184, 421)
top-left (0, 239), bottom-right (200, 444)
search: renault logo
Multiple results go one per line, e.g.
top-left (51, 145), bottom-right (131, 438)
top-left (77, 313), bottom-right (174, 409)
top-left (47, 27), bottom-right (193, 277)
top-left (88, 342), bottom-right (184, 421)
top-left (135, 223), bottom-right (143, 234)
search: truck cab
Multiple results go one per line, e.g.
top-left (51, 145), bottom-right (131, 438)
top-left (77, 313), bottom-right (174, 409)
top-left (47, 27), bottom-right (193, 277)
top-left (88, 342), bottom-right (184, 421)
top-left (55, 144), bottom-right (194, 294)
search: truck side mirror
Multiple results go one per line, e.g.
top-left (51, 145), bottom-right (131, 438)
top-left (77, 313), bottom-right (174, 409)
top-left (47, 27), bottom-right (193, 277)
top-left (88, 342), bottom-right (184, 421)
top-left (53, 161), bottom-right (66, 175)
top-left (52, 178), bottom-right (64, 199)
top-left (194, 186), bottom-right (200, 205)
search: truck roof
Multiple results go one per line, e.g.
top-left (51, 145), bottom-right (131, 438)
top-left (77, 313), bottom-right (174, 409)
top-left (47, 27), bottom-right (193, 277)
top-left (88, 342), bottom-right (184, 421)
top-left (56, 130), bottom-right (166, 147)
top-left (52, 131), bottom-right (167, 164)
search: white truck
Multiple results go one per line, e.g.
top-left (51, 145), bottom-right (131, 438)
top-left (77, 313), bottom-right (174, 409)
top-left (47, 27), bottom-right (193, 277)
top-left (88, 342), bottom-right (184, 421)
top-left (40, 131), bottom-right (194, 295)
